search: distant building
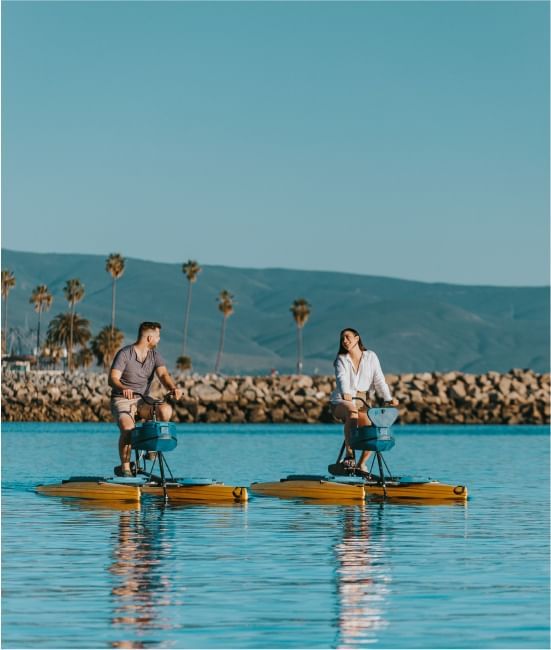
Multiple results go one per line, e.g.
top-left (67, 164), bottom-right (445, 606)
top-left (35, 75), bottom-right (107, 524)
top-left (2, 355), bottom-right (36, 373)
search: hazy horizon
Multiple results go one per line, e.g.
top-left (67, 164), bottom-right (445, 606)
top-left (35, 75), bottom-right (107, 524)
top-left (3, 248), bottom-right (549, 374)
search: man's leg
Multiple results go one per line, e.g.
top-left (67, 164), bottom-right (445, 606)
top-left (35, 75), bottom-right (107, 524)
top-left (118, 413), bottom-right (135, 473)
top-left (111, 397), bottom-right (137, 475)
top-left (157, 403), bottom-right (173, 422)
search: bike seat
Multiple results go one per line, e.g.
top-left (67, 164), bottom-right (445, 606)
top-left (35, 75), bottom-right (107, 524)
top-left (131, 421), bottom-right (178, 452)
top-left (350, 407), bottom-right (398, 452)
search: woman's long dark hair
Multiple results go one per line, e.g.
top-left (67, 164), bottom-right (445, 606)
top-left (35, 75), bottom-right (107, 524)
top-left (336, 327), bottom-right (367, 358)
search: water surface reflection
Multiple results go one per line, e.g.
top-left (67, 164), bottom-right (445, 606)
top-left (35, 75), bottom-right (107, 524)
top-left (334, 500), bottom-right (467, 648)
top-left (104, 500), bottom-right (249, 648)
top-left (109, 505), bottom-right (174, 647)
top-left (335, 504), bottom-right (390, 648)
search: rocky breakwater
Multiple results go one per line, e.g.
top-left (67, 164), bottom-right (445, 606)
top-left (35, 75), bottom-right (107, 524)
top-left (1, 369), bottom-right (549, 424)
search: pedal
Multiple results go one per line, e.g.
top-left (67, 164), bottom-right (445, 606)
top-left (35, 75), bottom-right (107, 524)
top-left (328, 462), bottom-right (356, 477)
top-left (113, 462), bottom-right (137, 477)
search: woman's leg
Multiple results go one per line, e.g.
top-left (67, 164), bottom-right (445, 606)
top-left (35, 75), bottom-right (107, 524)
top-left (332, 402), bottom-right (359, 459)
top-left (356, 411), bottom-right (372, 470)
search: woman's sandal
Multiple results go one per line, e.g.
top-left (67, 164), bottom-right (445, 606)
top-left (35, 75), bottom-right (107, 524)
top-left (354, 468), bottom-right (374, 480)
top-left (342, 456), bottom-right (356, 470)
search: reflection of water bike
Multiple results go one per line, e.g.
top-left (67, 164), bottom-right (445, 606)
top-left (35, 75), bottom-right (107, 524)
top-left (36, 393), bottom-right (248, 504)
top-left (251, 399), bottom-right (468, 502)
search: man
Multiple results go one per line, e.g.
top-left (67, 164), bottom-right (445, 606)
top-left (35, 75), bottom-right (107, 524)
top-left (109, 321), bottom-right (182, 477)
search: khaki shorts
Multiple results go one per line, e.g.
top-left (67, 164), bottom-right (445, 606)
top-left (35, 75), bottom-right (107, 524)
top-left (331, 391), bottom-right (369, 413)
top-left (110, 396), bottom-right (146, 422)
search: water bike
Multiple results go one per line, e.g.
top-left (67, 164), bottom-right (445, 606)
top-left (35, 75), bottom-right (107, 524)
top-left (251, 400), bottom-right (468, 502)
top-left (36, 393), bottom-right (248, 504)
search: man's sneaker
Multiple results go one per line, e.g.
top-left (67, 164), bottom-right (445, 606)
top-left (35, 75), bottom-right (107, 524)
top-left (114, 463), bottom-right (136, 477)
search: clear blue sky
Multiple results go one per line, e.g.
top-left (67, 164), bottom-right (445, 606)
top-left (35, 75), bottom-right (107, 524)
top-left (2, 0), bottom-right (549, 286)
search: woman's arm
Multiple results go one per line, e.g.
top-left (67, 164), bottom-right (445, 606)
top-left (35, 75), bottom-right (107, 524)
top-left (334, 356), bottom-right (352, 399)
top-left (371, 353), bottom-right (392, 402)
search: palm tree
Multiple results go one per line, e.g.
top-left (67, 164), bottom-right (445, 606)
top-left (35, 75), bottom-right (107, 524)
top-left (75, 346), bottom-right (94, 369)
top-left (176, 355), bottom-right (192, 372)
top-left (106, 253), bottom-right (125, 333)
top-left (181, 260), bottom-right (201, 356)
top-left (1, 270), bottom-right (16, 354)
top-left (290, 298), bottom-right (311, 374)
top-left (63, 279), bottom-right (85, 371)
top-left (214, 290), bottom-right (234, 374)
top-left (91, 325), bottom-right (124, 369)
top-left (47, 312), bottom-right (91, 368)
top-left (29, 285), bottom-right (53, 355)
top-left (41, 341), bottom-right (65, 370)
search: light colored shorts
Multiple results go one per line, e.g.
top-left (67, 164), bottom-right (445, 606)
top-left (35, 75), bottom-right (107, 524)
top-left (330, 391), bottom-right (369, 413)
top-left (110, 396), bottom-right (146, 422)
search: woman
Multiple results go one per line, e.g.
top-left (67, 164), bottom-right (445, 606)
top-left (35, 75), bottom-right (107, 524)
top-left (331, 328), bottom-right (398, 474)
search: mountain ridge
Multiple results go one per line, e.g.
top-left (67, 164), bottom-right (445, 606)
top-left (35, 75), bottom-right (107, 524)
top-left (2, 249), bottom-right (549, 374)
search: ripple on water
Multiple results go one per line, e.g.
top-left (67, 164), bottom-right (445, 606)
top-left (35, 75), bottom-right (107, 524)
top-left (1, 425), bottom-right (549, 648)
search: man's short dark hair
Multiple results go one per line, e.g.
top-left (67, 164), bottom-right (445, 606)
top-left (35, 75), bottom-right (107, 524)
top-left (138, 321), bottom-right (162, 338)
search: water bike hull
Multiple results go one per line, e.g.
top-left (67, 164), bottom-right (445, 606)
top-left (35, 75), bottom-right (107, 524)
top-left (250, 477), bottom-right (365, 501)
top-left (250, 475), bottom-right (467, 502)
top-left (36, 477), bottom-right (248, 503)
top-left (141, 483), bottom-right (248, 502)
top-left (36, 479), bottom-right (141, 502)
top-left (363, 479), bottom-right (468, 501)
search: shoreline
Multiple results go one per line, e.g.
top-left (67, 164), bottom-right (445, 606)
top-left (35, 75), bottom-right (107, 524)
top-left (2, 369), bottom-right (549, 425)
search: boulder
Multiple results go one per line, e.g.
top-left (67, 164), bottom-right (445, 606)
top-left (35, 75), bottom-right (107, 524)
top-left (498, 377), bottom-right (512, 395)
top-left (1, 369), bottom-right (549, 424)
top-left (190, 384), bottom-right (222, 402)
top-left (448, 382), bottom-right (467, 400)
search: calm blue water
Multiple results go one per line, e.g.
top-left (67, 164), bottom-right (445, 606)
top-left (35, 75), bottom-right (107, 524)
top-left (2, 423), bottom-right (549, 649)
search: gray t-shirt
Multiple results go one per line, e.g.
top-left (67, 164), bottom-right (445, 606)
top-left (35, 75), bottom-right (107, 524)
top-left (110, 345), bottom-right (167, 398)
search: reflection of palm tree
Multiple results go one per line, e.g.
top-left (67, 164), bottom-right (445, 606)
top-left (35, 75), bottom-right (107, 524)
top-left (91, 326), bottom-right (124, 369)
top-left (290, 298), bottom-right (311, 374)
top-left (106, 253), bottom-right (125, 334)
top-left (29, 284), bottom-right (53, 354)
top-left (1, 270), bottom-right (16, 354)
top-left (47, 313), bottom-right (91, 365)
top-left (181, 260), bottom-right (201, 356)
top-left (214, 290), bottom-right (234, 373)
top-left (63, 279), bottom-right (85, 371)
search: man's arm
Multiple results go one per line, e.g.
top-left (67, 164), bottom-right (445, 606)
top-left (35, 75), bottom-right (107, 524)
top-left (109, 368), bottom-right (135, 400)
top-left (156, 366), bottom-right (183, 400)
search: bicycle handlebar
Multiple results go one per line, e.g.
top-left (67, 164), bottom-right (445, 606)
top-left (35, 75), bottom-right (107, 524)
top-left (132, 391), bottom-right (175, 405)
top-left (353, 396), bottom-right (397, 409)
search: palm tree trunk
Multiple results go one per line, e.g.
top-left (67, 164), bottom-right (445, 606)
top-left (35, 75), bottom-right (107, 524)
top-left (111, 276), bottom-right (116, 334)
top-left (296, 324), bottom-right (303, 374)
top-left (182, 281), bottom-right (193, 354)
top-left (2, 296), bottom-right (8, 355)
top-left (214, 315), bottom-right (227, 373)
top-left (69, 303), bottom-right (75, 372)
top-left (36, 306), bottom-right (42, 355)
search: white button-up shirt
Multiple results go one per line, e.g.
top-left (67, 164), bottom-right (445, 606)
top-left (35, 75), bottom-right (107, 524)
top-left (330, 350), bottom-right (392, 403)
